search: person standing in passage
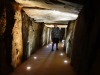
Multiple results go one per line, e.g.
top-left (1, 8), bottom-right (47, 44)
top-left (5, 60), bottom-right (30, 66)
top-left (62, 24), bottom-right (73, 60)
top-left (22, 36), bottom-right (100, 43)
top-left (51, 24), bottom-right (60, 51)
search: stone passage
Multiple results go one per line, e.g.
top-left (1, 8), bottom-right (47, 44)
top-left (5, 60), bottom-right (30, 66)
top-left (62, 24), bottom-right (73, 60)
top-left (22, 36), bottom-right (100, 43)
top-left (10, 42), bottom-right (76, 75)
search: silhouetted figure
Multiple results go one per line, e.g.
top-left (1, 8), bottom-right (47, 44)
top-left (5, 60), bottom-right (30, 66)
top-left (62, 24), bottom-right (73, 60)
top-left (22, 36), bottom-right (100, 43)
top-left (51, 24), bottom-right (60, 51)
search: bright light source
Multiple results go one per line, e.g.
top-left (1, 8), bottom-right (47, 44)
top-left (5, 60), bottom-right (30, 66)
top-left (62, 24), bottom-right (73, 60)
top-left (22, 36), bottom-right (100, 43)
top-left (46, 46), bottom-right (49, 48)
top-left (60, 53), bottom-right (63, 56)
top-left (27, 66), bottom-right (31, 70)
top-left (50, 43), bottom-right (52, 45)
top-left (64, 60), bottom-right (68, 64)
top-left (62, 40), bottom-right (65, 42)
top-left (45, 24), bottom-right (68, 28)
top-left (33, 56), bottom-right (37, 59)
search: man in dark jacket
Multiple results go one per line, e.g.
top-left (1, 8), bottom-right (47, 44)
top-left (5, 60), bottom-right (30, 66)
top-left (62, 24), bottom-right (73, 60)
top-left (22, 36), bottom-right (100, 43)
top-left (51, 24), bottom-right (60, 51)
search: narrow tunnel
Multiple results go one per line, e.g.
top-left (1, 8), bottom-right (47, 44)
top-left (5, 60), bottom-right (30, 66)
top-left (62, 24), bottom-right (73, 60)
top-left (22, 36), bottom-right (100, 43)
top-left (0, 0), bottom-right (100, 75)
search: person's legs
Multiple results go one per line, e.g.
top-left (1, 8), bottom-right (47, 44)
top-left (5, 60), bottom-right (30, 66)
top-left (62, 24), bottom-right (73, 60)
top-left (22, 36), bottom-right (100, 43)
top-left (51, 38), bottom-right (54, 51)
top-left (52, 42), bottom-right (54, 51)
top-left (56, 38), bottom-right (59, 50)
top-left (56, 43), bottom-right (59, 50)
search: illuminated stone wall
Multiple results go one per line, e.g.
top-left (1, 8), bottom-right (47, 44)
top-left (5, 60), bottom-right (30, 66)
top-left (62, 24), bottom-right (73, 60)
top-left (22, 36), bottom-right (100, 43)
top-left (30, 22), bottom-right (44, 54)
top-left (11, 3), bottom-right (23, 68)
top-left (21, 10), bottom-right (30, 60)
top-left (65, 21), bottom-right (76, 57)
top-left (21, 11), bottom-right (45, 58)
top-left (42, 26), bottom-right (48, 46)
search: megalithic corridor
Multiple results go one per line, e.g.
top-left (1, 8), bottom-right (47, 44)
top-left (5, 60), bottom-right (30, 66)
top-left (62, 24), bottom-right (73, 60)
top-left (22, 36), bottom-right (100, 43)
top-left (0, 0), bottom-right (100, 75)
